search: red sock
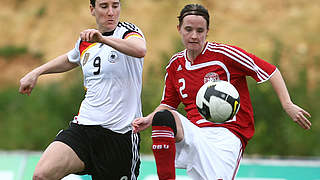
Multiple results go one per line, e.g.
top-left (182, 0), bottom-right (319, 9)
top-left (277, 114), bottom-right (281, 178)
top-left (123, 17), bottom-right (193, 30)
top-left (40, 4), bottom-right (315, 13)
top-left (152, 126), bottom-right (176, 180)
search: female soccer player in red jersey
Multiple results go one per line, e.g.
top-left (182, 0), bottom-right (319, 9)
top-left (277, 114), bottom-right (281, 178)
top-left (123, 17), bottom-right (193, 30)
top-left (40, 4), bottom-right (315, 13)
top-left (132, 4), bottom-right (311, 180)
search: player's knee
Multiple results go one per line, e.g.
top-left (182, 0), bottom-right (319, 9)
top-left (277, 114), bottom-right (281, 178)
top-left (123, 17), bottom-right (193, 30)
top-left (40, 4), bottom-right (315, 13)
top-left (33, 170), bottom-right (48, 180)
top-left (33, 165), bottom-right (56, 180)
top-left (152, 110), bottom-right (177, 136)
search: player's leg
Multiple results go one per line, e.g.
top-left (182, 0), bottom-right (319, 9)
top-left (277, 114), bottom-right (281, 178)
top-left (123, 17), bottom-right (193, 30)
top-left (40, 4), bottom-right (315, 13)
top-left (90, 131), bottom-right (140, 180)
top-left (151, 109), bottom-right (183, 180)
top-left (33, 141), bottom-right (85, 180)
top-left (181, 126), bottom-right (242, 180)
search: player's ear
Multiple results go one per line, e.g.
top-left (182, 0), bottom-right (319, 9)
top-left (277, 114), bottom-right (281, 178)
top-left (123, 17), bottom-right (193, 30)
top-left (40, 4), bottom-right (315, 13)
top-left (90, 5), bottom-right (95, 16)
top-left (177, 25), bottom-right (181, 32)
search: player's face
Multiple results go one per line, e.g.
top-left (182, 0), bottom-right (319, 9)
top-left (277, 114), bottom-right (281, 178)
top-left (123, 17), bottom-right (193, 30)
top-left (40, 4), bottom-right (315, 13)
top-left (90, 0), bottom-right (120, 32)
top-left (178, 15), bottom-right (208, 54)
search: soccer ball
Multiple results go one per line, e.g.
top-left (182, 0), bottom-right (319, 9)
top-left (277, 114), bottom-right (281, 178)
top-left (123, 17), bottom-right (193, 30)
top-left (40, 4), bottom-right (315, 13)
top-left (196, 80), bottom-right (240, 123)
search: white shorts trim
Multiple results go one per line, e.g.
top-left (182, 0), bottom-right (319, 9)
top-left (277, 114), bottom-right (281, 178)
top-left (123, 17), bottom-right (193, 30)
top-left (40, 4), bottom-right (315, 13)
top-left (174, 112), bottom-right (242, 180)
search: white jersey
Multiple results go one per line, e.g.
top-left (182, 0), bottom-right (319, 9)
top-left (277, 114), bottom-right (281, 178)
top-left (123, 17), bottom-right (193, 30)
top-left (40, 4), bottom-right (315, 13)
top-left (67, 22), bottom-right (145, 133)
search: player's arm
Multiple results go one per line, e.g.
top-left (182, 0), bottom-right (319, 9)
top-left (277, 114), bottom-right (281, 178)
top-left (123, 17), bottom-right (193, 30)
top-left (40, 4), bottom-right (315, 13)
top-left (80, 29), bottom-right (146, 58)
top-left (228, 46), bottom-right (311, 129)
top-left (19, 54), bottom-right (78, 96)
top-left (101, 35), bottom-right (146, 58)
top-left (132, 68), bottom-right (180, 133)
top-left (132, 104), bottom-right (172, 133)
top-left (269, 69), bottom-right (311, 129)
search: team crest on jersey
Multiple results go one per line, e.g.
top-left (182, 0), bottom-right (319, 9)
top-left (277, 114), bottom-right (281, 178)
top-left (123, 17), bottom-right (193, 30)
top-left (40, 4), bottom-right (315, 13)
top-left (83, 53), bottom-right (90, 65)
top-left (204, 72), bottom-right (220, 83)
top-left (108, 50), bottom-right (118, 63)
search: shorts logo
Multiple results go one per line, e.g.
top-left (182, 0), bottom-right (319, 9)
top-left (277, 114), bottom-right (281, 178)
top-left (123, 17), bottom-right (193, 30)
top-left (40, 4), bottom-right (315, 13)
top-left (204, 72), bottom-right (220, 83)
top-left (120, 176), bottom-right (128, 180)
top-left (108, 50), bottom-right (119, 63)
top-left (56, 129), bottom-right (63, 137)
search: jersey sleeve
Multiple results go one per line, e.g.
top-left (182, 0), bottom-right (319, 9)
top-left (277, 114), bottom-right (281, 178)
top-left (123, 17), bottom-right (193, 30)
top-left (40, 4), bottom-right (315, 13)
top-left (67, 38), bottom-right (81, 65)
top-left (120, 22), bottom-right (145, 41)
top-left (160, 67), bottom-right (181, 109)
top-left (227, 45), bottom-right (277, 83)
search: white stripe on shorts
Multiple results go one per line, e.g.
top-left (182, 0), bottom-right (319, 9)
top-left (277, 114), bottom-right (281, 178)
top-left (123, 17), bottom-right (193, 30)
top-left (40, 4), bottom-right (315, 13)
top-left (131, 133), bottom-right (139, 180)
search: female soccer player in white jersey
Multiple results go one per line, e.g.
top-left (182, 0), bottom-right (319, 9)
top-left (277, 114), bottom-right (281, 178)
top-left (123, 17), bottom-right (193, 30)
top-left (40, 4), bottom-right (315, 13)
top-left (19, 0), bottom-right (146, 179)
top-left (132, 4), bottom-right (311, 180)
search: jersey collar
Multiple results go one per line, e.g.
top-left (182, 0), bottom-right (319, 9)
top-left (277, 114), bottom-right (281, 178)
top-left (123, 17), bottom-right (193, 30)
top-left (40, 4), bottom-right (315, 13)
top-left (185, 41), bottom-right (209, 64)
top-left (102, 29), bottom-right (115, 36)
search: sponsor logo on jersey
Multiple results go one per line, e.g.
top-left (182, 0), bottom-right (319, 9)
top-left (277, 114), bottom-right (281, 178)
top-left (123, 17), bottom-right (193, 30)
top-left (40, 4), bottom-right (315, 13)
top-left (177, 65), bottom-right (182, 71)
top-left (108, 51), bottom-right (118, 63)
top-left (204, 72), bottom-right (220, 83)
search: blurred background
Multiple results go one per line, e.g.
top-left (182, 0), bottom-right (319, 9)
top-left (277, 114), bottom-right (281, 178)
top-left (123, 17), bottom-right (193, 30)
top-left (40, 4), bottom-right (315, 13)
top-left (0, 0), bottom-right (319, 179)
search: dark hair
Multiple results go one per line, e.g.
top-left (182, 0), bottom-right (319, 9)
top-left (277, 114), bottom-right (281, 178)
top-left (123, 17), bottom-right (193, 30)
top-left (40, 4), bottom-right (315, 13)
top-left (90, 0), bottom-right (120, 7)
top-left (90, 0), bottom-right (95, 7)
top-left (178, 4), bottom-right (210, 29)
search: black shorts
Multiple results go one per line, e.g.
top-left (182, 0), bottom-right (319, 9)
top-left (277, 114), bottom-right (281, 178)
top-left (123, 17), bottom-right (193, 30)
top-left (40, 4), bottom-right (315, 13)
top-left (54, 122), bottom-right (140, 180)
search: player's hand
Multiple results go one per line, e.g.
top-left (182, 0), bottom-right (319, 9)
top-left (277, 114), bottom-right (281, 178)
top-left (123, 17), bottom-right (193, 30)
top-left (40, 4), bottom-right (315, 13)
top-left (284, 103), bottom-right (311, 130)
top-left (132, 117), bottom-right (152, 133)
top-left (80, 29), bottom-right (103, 43)
top-left (19, 71), bottom-right (39, 96)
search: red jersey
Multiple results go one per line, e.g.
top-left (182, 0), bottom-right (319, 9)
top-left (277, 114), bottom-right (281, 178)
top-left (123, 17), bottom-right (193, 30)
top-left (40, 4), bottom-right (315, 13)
top-left (160, 42), bottom-right (277, 147)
